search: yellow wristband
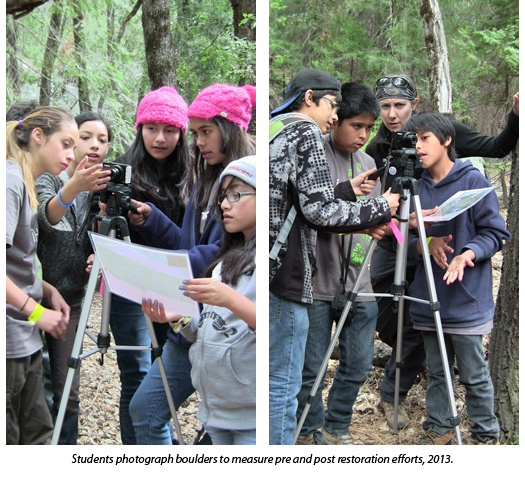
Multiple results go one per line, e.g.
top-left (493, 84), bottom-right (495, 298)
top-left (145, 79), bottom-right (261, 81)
top-left (170, 316), bottom-right (192, 333)
top-left (426, 237), bottom-right (432, 255)
top-left (27, 304), bottom-right (45, 324)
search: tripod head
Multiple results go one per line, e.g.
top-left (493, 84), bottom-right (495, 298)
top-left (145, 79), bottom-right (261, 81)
top-left (99, 183), bottom-right (139, 217)
top-left (369, 131), bottom-right (421, 178)
top-left (97, 183), bottom-right (139, 238)
top-left (369, 131), bottom-right (422, 195)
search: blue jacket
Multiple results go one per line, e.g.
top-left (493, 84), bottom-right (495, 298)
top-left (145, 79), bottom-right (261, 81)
top-left (131, 185), bottom-right (221, 344)
top-left (407, 160), bottom-right (510, 329)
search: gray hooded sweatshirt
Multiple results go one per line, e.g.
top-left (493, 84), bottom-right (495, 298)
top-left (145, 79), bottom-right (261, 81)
top-left (181, 262), bottom-right (256, 431)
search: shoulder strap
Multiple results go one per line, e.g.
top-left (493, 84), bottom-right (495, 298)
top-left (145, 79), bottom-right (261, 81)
top-left (269, 112), bottom-right (318, 143)
top-left (269, 113), bottom-right (318, 263)
top-left (269, 205), bottom-right (297, 261)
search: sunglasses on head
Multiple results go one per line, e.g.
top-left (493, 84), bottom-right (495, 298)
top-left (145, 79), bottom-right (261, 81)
top-left (375, 76), bottom-right (417, 99)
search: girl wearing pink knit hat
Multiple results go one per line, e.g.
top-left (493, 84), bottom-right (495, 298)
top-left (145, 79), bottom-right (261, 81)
top-left (127, 84), bottom-right (255, 444)
top-left (187, 83), bottom-right (256, 212)
top-left (105, 85), bottom-right (191, 444)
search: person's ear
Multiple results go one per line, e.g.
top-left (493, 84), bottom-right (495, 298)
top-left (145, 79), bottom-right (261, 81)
top-left (411, 97), bottom-right (419, 111)
top-left (444, 135), bottom-right (452, 148)
top-left (31, 127), bottom-right (45, 146)
top-left (303, 89), bottom-right (314, 107)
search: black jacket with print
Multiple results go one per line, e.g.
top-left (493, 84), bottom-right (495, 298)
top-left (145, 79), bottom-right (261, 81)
top-left (269, 118), bottom-right (392, 304)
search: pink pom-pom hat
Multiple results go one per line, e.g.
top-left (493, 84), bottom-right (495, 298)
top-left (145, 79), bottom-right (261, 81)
top-left (135, 86), bottom-right (189, 133)
top-left (188, 83), bottom-right (256, 131)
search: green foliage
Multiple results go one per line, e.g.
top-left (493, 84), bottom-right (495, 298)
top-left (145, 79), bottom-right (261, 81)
top-left (6, 0), bottom-right (256, 157)
top-left (269, 0), bottom-right (517, 133)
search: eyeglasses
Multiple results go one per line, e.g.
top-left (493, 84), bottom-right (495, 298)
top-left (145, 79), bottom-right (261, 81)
top-left (217, 191), bottom-right (256, 204)
top-left (322, 96), bottom-right (340, 111)
top-left (375, 76), bottom-right (417, 99)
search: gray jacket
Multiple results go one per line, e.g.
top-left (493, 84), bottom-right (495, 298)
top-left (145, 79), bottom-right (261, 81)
top-left (36, 171), bottom-right (98, 307)
top-left (181, 262), bottom-right (256, 431)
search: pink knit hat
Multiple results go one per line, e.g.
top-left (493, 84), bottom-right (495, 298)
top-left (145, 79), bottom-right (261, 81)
top-left (187, 83), bottom-right (256, 131)
top-left (135, 86), bottom-right (189, 133)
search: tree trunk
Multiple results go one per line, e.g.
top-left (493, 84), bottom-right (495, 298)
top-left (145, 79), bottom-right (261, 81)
top-left (6, 0), bottom-right (48, 18)
top-left (6, 16), bottom-right (21, 98)
top-left (489, 145), bottom-right (519, 444)
top-left (73, 4), bottom-right (92, 112)
top-left (142, 0), bottom-right (178, 90)
top-left (230, 0), bottom-right (256, 42)
top-left (39, 9), bottom-right (63, 106)
top-left (419, 0), bottom-right (452, 113)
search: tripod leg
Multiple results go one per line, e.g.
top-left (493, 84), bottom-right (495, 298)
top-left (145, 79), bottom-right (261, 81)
top-left (412, 194), bottom-right (462, 445)
top-left (51, 255), bottom-right (101, 445)
top-left (391, 197), bottom-right (411, 434)
top-left (143, 314), bottom-right (186, 445)
top-left (294, 239), bottom-right (377, 444)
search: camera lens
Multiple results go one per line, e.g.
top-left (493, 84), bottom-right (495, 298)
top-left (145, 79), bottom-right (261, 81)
top-left (404, 132), bottom-right (417, 147)
top-left (107, 167), bottom-right (123, 182)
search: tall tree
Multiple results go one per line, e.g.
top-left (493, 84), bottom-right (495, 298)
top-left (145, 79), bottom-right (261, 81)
top-left (489, 144), bottom-right (519, 444)
top-left (6, 16), bottom-right (21, 98)
top-left (230, 0), bottom-right (256, 42)
top-left (419, 0), bottom-right (452, 112)
top-left (73, 2), bottom-right (92, 111)
top-left (141, 0), bottom-right (178, 90)
top-left (39, 8), bottom-right (63, 106)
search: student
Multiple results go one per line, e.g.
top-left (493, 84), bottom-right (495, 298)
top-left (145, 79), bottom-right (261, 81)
top-left (6, 100), bottom-right (41, 122)
top-left (101, 86), bottom-right (191, 445)
top-left (268, 68), bottom-right (399, 445)
top-left (142, 156), bottom-right (257, 445)
top-left (6, 107), bottom-right (74, 444)
top-left (128, 83), bottom-right (256, 444)
top-left (35, 111), bottom-right (112, 444)
top-left (404, 112), bottom-right (509, 444)
top-left (295, 82), bottom-right (386, 445)
top-left (365, 75), bottom-right (519, 430)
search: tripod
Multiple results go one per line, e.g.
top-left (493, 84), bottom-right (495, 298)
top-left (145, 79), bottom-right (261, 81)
top-left (295, 174), bottom-right (462, 445)
top-left (51, 195), bottom-right (186, 445)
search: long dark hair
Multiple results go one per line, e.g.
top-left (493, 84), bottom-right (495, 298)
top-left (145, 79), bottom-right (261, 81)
top-left (122, 124), bottom-right (191, 209)
top-left (191, 116), bottom-right (256, 211)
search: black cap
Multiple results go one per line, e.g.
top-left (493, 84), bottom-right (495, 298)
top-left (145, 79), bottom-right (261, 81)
top-left (271, 69), bottom-right (341, 116)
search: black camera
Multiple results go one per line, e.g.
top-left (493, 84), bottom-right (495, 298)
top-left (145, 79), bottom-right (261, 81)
top-left (98, 162), bottom-right (138, 214)
top-left (370, 131), bottom-right (421, 181)
top-left (391, 131), bottom-right (417, 150)
top-left (101, 161), bottom-right (132, 185)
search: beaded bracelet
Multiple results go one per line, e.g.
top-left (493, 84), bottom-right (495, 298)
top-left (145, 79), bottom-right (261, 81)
top-left (57, 188), bottom-right (75, 208)
top-left (27, 304), bottom-right (45, 325)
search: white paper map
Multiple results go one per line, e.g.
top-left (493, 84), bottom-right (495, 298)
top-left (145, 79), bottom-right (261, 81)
top-left (89, 232), bottom-right (200, 318)
top-left (423, 186), bottom-right (495, 222)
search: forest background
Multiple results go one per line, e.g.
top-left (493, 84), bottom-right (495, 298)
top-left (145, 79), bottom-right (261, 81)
top-left (6, 0), bottom-right (256, 157)
top-left (4, 0), bottom-right (519, 445)
top-left (270, 0), bottom-right (519, 444)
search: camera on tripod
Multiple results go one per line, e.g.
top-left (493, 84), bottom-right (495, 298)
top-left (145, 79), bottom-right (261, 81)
top-left (101, 161), bottom-right (132, 185)
top-left (98, 161), bottom-right (138, 214)
top-left (369, 131), bottom-right (421, 181)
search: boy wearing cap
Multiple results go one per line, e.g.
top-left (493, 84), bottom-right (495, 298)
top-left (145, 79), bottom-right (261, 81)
top-left (295, 82), bottom-right (386, 445)
top-left (365, 75), bottom-right (519, 431)
top-left (269, 69), bottom-right (399, 445)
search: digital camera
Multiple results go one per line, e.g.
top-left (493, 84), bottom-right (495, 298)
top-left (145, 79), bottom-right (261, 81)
top-left (390, 131), bottom-right (417, 150)
top-left (101, 161), bottom-right (132, 185)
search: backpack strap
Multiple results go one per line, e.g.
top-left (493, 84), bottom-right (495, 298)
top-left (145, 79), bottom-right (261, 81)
top-left (269, 112), bottom-right (317, 143)
top-left (269, 205), bottom-right (297, 262)
top-left (269, 113), bottom-right (318, 265)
